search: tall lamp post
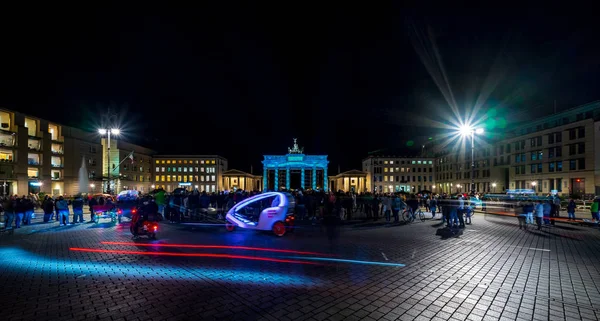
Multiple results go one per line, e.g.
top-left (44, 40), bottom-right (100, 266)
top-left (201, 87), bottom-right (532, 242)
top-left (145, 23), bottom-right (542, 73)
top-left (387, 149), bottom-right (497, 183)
top-left (492, 183), bottom-right (497, 193)
top-left (459, 126), bottom-right (484, 195)
top-left (531, 181), bottom-right (537, 195)
top-left (98, 128), bottom-right (120, 194)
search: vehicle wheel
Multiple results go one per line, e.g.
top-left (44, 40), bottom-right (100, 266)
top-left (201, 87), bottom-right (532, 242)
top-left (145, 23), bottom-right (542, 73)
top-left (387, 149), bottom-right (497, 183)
top-left (272, 221), bottom-right (286, 237)
top-left (225, 222), bottom-right (235, 232)
top-left (418, 211), bottom-right (425, 221)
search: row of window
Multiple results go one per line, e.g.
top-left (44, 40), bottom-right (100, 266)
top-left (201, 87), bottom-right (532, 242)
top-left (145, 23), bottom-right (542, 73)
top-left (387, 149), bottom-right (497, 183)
top-left (155, 175), bottom-right (216, 183)
top-left (514, 158), bottom-right (586, 175)
top-left (374, 175), bottom-right (434, 183)
top-left (155, 167), bottom-right (216, 173)
top-left (155, 159), bottom-right (216, 165)
top-left (372, 160), bottom-right (433, 165)
top-left (378, 167), bottom-right (432, 173)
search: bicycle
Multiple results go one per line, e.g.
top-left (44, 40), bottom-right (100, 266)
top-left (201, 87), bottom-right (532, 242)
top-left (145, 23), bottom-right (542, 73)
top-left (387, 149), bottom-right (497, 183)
top-left (402, 208), bottom-right (425, 222)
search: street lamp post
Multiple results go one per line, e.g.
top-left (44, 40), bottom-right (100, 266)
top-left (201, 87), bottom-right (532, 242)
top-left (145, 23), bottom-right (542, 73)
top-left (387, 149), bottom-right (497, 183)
top-left (531, 181), bottom-right (537, 195)
top-left (459, 126), bottom-right (484, 195)
top-left (99, 128), bottom-right (120, 194)
top-left (90, 183), bottom-right (95, 193)
top-left (492, 183), bottom-right (497, 193)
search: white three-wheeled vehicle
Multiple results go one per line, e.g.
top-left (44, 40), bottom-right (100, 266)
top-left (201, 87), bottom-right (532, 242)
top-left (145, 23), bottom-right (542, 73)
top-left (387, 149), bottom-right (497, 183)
top-left (225, 192), bottom-right (295, 236)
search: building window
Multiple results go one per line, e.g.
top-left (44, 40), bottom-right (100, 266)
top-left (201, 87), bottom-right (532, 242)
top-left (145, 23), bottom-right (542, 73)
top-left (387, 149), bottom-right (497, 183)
top-left (556, 161), bottom-right (562, 172)
top-left (578, 127), bottom-right (585, 138)
top-left (578, 142), bottom-right (585, 154)
top-left (569, 128), bottom-right (576, 140)
top-left (549, 162), bottom-right (555, 172)
top-left (569, 160), bottom-right (576, 171)
top-left (530, 164), bottom-right (536, 174)
top-left (155, 167), bottom-right (159, 172)
top-left (537, 163), bottom-right (542, 173)
top-left (556, 147), bottom-right (562, 157)
top-left (578, 158), bottom-right (585, 170)
top-left (556, 132), bottom-right (562, 143)
top-left (569, 144), bottom-right (576, 156)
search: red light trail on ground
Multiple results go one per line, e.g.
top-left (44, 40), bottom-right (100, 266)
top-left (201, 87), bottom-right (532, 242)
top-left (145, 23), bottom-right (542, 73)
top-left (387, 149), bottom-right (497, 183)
top-left (69, 248), bottom-right (323, 265)
top-left (99, 241), bottom-right (336, 256)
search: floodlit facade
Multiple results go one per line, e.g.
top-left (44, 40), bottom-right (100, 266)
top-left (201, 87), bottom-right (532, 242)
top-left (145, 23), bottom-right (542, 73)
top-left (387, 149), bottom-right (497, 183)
top-left (362, 155), bottom-right (436, 194)
top-left (435, 100), bottom-right (600, 197)
top-left (329, 170), bottom-right (369, 193)
top-left (101, 138), bottom-right (155, 194)
top-left (262, 139), bottom-right (329, 191)
top-left (0, 108), bottom-right (104, 196)
top-left (152, 155), bottom-right (228, 192)
top-left (222, 169), bottom-right (262, 192)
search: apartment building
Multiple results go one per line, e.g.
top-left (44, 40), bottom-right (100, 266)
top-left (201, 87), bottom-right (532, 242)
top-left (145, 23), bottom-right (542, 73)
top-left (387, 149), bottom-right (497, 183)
top-left (362, 155), bottom-right (436, 194)
top-left (152, 155), bottom-right (228, 192)
top-left (435, 100), bottom-right (600, 196)
top-left (0, 108), bottom-right (103, 196)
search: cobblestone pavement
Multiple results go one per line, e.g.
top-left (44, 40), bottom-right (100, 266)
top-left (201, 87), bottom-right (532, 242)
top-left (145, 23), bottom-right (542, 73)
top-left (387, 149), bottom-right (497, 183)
top-left (2, 210), bottom-right (600, 321)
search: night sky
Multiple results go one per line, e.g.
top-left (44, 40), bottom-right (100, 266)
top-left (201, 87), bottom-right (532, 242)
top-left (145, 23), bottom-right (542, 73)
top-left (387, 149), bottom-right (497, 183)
top-left (2, 5), bottom-right (599, 173)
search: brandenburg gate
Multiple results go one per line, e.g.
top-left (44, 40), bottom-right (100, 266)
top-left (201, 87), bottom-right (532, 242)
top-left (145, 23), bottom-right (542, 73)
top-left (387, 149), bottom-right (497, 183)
top-left (262, 139), bottom-right (329, 191)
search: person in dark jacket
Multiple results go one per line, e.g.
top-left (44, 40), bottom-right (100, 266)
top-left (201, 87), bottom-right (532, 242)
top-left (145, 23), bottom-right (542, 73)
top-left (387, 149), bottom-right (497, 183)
top-left (23, 197), bottom-right (34, 225)
top-left (42, 196), bottom-right (54, 223)
top-left (566, 198), bottom-right (576, 220)
top-left (89, 196), bottom-right (98, 222)
top-left (72, 195), bottom-right (84, 223)
top-left (3, 196), bottom-right (16, 228)
top-left (15, 196), bottom-right (26, 228)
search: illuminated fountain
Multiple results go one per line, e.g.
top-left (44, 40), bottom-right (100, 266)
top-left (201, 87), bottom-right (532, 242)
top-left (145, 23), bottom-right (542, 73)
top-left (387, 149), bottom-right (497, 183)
top-left (78, 156), bottom-right (89, 194)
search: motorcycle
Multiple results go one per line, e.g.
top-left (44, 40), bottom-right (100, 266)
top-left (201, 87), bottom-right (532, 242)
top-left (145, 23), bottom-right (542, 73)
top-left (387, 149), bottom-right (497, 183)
top-left (130, 209), bottom-right (158, 239)
top-left (130, 220), bottom-right (158, 239)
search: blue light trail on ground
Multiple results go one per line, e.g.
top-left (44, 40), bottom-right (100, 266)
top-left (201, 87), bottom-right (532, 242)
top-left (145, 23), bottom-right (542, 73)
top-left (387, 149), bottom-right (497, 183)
top-left (285, 256), bottom-right (406, 267)
top-left (0, 247), bottom-right (321, 287)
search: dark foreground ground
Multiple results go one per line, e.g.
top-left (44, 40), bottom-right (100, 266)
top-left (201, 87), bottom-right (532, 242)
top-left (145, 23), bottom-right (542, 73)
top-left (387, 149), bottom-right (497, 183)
top-left (1, 211), bottom-right (600, 321)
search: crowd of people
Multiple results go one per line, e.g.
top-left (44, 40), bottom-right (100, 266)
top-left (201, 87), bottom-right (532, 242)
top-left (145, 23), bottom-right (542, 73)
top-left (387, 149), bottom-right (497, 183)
top-left (2, 188), bottom-right (599, 233)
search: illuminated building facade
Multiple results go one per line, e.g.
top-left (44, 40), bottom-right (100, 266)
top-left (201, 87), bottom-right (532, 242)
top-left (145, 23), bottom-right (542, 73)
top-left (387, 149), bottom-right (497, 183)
top-left (153, 155), bottom-right (228, 192)
top-left (100, 139), bottom-right (155, 194)
top-left (434, 100), bottom-right (600, 196)
top-left (329, 170), bottom-right (369, 193)
top-left (362, 155), bottom-right (436, 194)
top-left (262, 139), bottom-right (329, 191)
top-left (0, 108), bottom-right (104, 196)
top-left (222, 169), bottom-right (262, 191)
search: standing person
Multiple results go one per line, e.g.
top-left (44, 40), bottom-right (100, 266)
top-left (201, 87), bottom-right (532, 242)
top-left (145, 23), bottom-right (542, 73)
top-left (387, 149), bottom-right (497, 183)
top-left (89, 196), bottom-right (97, 222)
top-left (3, 196), bottom-right (15, 229)
top-left (591, 197), bottom-right (599, 221)
top-left (430, 197), bottom-right (437, 219)
top-left (391, 193), bottom-right (403, 223)
top-left (543, 199), bottom-right (551, 226)
top-left (553, 195), bottom-right (561, 218)
top-left (523, 199), bottom-right (534, 226)
top-left (42, 196), bottom-right (54, 223)
top-left (566, 198), bottom-right (576, 220)
top-left (457, 195), bottom-right (465, 228)
top-left (15, 196), bottom-right (25, 228)
top-left (382, 194), bottom-right (392, 222)
top-left (518, 201), bottom-right (529, 230)
top-left (23, 196), bottom-right (34, 225)
top-left (72, 195), bottom-right (84, 223)
top-left (55, 196), bottom-right (70, 226)
top-left (534, 200), bottom-right (544, 230)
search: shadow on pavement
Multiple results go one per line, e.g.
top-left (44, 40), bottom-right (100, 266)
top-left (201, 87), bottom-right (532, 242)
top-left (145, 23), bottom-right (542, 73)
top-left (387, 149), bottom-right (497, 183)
top-left (435, 227), bottom-right (463, 240)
